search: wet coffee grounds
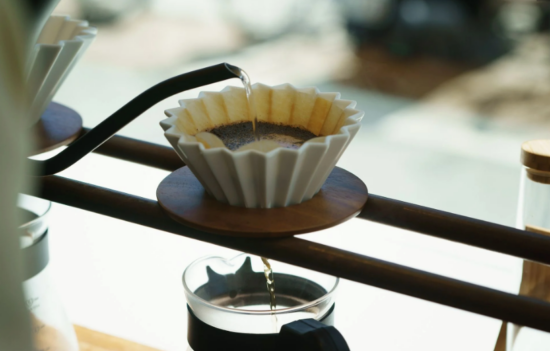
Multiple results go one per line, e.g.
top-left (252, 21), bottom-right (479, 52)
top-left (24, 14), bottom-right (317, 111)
top-left (207, 122), bottom-right (317, 151)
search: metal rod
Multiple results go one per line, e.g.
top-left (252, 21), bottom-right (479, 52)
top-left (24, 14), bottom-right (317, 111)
top-left (30, 63), bottom-right (241, 176)
top-left (32, 175), bottom-right (550, 333)
top-left (90, 136), bottom-right (550, 266)
top-left (358, 195), bottom-right (550, 266)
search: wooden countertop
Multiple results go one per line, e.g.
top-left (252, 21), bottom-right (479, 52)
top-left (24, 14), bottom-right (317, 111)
top-left (75, 325), bottom-right (163, 351)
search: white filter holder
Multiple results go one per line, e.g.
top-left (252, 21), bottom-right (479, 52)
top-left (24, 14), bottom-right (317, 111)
top-left (161, 83), bottom-right (363, 208)
top-left (26, 15), bottom-right (96, 126)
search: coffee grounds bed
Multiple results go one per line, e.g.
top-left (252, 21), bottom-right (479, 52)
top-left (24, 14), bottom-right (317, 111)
top-left (207, 121), bottom-right (317, 150)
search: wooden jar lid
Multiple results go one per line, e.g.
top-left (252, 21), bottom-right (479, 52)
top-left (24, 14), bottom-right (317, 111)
top-left (522, 140), bottom-right (550, 184)
top-left (522, 140), bottom-right (550, 171)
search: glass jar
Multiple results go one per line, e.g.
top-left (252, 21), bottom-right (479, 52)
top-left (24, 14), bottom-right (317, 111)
top-left (183, 254), bottom-right (348, 351)
top-left (19, 195), bottom-right (79, 351)
top-left (503, 140), bottom-right (550, 351)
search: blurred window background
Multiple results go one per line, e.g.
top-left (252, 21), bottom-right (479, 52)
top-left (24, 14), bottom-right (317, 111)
top-left (43, 0), bottom-right (550, 350)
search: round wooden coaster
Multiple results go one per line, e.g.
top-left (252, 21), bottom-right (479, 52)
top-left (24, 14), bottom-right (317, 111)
top-left (29, 102), bottom-right (83, 156)
top-left (157, 166), bottom-right (368, 238)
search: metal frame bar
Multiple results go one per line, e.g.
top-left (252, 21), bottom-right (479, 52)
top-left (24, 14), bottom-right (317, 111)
top-left (29, 134), bottom-right (550, 333)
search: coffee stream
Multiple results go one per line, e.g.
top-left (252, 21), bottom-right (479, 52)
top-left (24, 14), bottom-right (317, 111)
top-left (238, 70), bottom-right (260, 142)
top-left (237, 69), bottom-right (277, 315)
top-left (261, 257), bottom-right (277, 311)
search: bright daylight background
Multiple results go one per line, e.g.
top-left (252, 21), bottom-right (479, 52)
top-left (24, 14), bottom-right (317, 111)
top-left (35, 0), bottom-right (550, 349)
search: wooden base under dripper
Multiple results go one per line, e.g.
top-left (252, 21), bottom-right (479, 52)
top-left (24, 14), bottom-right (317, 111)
top-left (29, 102), bottom-right (83, 156)
top-left (156, 166), bottom-right (368, 238)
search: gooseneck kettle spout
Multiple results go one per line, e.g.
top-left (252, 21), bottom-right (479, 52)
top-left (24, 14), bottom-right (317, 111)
top-left (30, 63), bottom-right (243, 176)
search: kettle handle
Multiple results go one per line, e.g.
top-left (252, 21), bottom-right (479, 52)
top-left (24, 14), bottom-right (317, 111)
top-left (279, 319), bottom-right (350, 351)
top-left (30, 63), bottom-right (241, 175)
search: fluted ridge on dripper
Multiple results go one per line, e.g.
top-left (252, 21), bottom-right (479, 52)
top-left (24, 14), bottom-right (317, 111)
top-left (27, 15), bottom-right (97, 125)
top-left (161, 83), bottom-right (363, 208)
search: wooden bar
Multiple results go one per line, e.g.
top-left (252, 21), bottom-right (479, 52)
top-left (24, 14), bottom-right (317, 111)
top-left (90, 129), bottom-right (184, 172)
top-left (90, 136), bottom-right (550, 266)
top-left (358, 195), bottom-right (550, 265)
top-left (31, 175), bottom-right (550, 333)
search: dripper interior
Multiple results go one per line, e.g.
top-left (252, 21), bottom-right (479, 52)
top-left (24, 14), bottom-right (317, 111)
top-left (206, 121), bottom-right (317, 151)
top-left (170, 84), bottom-right (357, 151)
